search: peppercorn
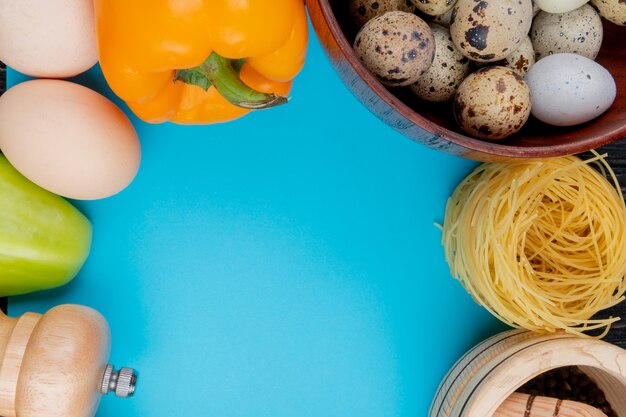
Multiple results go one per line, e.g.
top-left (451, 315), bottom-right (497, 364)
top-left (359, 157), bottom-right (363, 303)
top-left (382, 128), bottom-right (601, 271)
top-left (517, 366), bottom-right (617, 417)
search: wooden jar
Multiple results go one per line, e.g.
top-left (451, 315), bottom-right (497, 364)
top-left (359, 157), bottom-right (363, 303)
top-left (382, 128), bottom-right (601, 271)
top-left (431, 329), bottom-right (626, 417)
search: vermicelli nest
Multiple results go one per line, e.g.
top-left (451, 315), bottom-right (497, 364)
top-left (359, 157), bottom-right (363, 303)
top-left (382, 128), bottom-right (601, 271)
top-left (442, 153), bottom-right (626, 338)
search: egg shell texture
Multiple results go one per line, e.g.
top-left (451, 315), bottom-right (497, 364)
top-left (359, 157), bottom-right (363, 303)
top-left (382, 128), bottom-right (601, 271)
top-left (535, 0), bottom-right (590, 13)
top-left (450, 0), bottom-right (534, 62)
top-left (0, 0), bottom-right (97, 78)
top-left (409, 24), bottom-right (473, 102)
top-left (591, 0), bottom-right (626, 25)
top-left (411, 0), bottom-right (458, 16)
top-left (525, 53), bottom-right (617, 126)
top-left (354, 11), bottom-right (436, 87)
top-left (531, 5), bottom-right (603, 61)
top-left (532, 0), bottom-right (541, 16)
top-left (349, 0), bottom-right (418, 28)
top-left (453, 66), bottom-right (532, 140)
top-left (432, 7), bottom-right (455, 27)
top-left (0, 80), bottom-right (141, 200)
top-left (497, 36), bottom-right (535, 76)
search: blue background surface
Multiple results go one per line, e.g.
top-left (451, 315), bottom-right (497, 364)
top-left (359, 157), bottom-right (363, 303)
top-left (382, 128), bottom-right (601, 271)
top-left (8, 19), bottom-right (505, 417)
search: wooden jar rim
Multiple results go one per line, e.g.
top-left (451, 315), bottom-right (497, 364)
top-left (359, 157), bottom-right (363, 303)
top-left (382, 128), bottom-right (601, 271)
top-left (431, 330), bottom-right (626, 417)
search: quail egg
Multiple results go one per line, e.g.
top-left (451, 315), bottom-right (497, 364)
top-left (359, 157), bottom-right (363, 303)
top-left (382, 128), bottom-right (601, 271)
top-left (531, 5), bottom-right (603, 61)
top-left (450, 0), bottom-right (534, 62)
top-left (591, 0), bottom-right (626, 25)
top-left (532, 0), bottom-right (541, 16)
top-left (409, 24), bottom-right (472, 102)
top-left (354, 11), bottom-right (436, 87)
top-left (411, 0), bottom-right (457, 16)
top-left (349, 0), bottom-right (418, 28)
top-left (453, 66), bottom-right (531, 140)
top-left (432, 7), bottom-right (455, 27)
top-left (496, 36), bottom-right (535, 76)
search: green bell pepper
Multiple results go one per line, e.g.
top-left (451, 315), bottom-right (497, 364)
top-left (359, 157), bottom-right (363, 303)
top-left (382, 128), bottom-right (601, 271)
top-left (0, 155), bottom-right (92, 296)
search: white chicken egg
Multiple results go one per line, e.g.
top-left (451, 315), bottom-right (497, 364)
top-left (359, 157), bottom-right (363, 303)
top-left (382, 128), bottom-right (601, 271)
top-left (525, 53), bottom-right (616, 126)
top-left (0, 0), bottom-right (98, 78)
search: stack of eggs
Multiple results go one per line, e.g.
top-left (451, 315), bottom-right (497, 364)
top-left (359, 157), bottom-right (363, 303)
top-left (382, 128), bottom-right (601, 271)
top-left (350, 0), bottom-right (624, 140)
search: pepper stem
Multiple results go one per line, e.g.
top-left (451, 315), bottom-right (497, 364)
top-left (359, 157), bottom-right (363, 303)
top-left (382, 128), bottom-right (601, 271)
top-left (174, 53), bottom-right (288, 110)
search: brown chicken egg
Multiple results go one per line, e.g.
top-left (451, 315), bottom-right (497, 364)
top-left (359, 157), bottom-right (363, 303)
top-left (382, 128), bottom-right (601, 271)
top-left (0, 80), bottom-right (141, 200)
top-left (0, 0), bottom-right (97, 78)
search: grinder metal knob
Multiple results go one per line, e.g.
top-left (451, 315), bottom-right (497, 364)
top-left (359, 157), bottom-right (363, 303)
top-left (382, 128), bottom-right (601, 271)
top-left (100, 364), bottom-right (138, 398)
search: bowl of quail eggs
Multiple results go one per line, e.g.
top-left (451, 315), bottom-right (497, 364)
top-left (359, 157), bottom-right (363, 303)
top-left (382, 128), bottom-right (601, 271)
top-left (307, 0), bottom-right (626, 160)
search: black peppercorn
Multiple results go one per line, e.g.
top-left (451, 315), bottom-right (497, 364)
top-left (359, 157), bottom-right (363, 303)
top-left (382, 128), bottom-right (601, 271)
top-left (517, 366), bottom-right (617, 417)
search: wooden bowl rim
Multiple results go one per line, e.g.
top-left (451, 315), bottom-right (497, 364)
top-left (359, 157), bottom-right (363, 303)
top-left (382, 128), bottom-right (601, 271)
top-left (314, 0), bottom-right (626, 158)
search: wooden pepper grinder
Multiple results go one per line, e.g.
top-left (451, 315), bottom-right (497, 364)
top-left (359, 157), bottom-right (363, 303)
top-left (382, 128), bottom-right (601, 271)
top-left (0, 304), bottom-right (137, 417)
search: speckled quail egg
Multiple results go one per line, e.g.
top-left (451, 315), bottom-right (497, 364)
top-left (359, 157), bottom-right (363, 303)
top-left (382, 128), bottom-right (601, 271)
top-left (409, 24), bottom-right (472, 102)
top-left (535, 0), bottom-right (590, 13)
top-left (450, 0), bottom-right (534, 62)
top-left (591, 0), bottom-right (626, 25)
top-left (349, 0), bottom-right (417, 28)
top-left (432, 7), bottom-right (455, 27)
top-left (531, 5), bottom-right (603, 60)
top-left (532, 0), bottom-right (541, 16)
top-left (453, 66), bottom-right (532, 140)
top-left (496, 36), bottom-right (535, 76)
top-left (411, 0), bottom-right (457, 16)
top-left (354, 11), bottom-right (436, 87)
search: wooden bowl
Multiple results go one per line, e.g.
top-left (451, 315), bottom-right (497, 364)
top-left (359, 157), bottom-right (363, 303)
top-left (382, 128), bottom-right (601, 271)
top-left (307, 1), bottom-right (626, 161)
top-left (431, 329), bottom-right (626, 417)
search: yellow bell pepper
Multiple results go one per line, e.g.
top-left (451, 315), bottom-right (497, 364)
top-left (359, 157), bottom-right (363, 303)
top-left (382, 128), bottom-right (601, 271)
top-left (93, 0), bottom-right (308, 124)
